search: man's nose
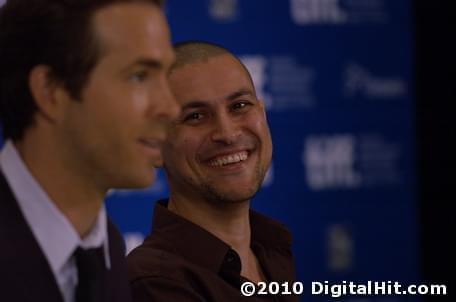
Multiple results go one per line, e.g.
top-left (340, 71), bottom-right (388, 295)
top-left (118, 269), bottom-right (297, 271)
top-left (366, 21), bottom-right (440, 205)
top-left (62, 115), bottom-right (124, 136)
top-left (148, 76), bottom-right (180, 122)
top-left (210, 113), bottom-right (241, 145)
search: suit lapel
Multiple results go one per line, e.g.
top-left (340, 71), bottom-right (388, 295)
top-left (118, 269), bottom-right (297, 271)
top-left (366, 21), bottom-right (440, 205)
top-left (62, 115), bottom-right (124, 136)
top-left (0, 172), bottom-right (64, 302)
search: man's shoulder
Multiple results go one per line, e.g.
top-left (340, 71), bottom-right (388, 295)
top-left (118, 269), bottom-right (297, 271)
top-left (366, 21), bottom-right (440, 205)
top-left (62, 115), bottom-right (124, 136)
top-left (127, 234), bottom-right (192, 281)
top-left (126, 237), bottom-right (224, 302)
top-left (0, 170), bottom-right (28, 239)
top-left (0, 173), bottom-right (63, 301)
top-left (250, 209), bottom-right (293, 247)
top-left (106, 218), bottom-right (126, 251)
top-left (127, 238), bottom-right (209, 301)
top-left (106, 217), bottom-right (130, 268)
top-left (103, 218), bottom-right (134, 302)
top-left (0, 168), bottom-right (14, 205)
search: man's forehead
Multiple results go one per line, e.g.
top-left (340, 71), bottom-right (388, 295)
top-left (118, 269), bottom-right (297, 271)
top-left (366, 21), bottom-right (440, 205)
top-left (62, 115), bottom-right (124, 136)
top-left (171, 53), bottom-right (244, 76)
top-left (179, 88), bottom-right (256, 110)
top-left (170, 60), bottom-right (256, 108)
top-left (172, 42), bottom-right (229, 68)
top-left (92, 2), bottom-right (173, 64)
top-left (171, 55), bottom-right (251, 85)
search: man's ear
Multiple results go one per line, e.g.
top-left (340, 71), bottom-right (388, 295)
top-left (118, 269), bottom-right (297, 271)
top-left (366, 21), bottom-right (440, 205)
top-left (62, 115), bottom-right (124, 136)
top-left (28, 65), bottom-right (69, 122)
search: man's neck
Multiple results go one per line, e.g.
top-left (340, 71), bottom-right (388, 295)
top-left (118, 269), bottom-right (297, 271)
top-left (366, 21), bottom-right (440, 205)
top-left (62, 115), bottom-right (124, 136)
top-left (15, 138), bottom-right (104, 238)
top-left (168, 193), bottom-right (265, 282)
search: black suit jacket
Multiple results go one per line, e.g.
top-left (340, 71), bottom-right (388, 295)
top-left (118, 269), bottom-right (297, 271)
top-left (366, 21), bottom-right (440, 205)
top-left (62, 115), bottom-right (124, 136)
top-left (0, 171), bottom-right (132, 302)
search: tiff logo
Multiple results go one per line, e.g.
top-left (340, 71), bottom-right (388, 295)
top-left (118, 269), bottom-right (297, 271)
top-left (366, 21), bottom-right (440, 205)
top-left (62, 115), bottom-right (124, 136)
top-left (303, 134), bottom-right (362, 190)
top-left (290, 0), bottom-right (347, 25)
top-left (240, 55), bottom-right (272, 110)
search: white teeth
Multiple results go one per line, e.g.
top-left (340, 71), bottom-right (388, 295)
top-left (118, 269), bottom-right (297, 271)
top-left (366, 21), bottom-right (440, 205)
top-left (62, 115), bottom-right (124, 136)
top-left (209, 151), bottom-right (249, 167)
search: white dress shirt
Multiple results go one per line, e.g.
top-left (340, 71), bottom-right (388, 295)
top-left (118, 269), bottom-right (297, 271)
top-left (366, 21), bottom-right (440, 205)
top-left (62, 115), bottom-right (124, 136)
top-left (0, 140), bottom-right (111, 302)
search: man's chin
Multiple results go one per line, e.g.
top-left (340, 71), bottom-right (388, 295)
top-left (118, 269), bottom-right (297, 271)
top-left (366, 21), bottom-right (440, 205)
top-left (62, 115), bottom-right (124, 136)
top-left (204, 185), bottom-right (259, 205)
top-left (116, 169), bottom-right (156, 190)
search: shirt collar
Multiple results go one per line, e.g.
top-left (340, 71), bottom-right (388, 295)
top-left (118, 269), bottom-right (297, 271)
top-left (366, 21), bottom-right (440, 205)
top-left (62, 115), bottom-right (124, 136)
top-left (150, 199), bottom-right (292, 274)
top-left (151, 200), bottom-right (231, 272)
top-left (0, 140), bottom-right (111, 277)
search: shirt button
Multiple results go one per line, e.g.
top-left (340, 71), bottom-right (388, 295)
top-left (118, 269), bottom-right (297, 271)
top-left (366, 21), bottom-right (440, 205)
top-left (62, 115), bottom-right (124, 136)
top-left (226, 250), bottom-right (237, 262)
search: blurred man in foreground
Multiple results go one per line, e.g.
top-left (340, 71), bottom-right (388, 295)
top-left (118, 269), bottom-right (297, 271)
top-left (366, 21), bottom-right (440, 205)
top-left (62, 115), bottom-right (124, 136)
top-left (0, 0), bottom-right (178, 301)
top-left (128, 41), bottom-right (298, 301)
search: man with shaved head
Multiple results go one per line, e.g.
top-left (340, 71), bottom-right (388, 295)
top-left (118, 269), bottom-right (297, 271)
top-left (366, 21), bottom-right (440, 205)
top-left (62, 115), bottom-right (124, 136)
top-left (127, 41), bottom-right (298, 301)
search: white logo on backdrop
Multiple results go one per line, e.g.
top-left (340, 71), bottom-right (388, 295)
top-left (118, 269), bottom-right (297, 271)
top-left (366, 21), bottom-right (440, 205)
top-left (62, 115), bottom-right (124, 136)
top-left (344, 63), bottom-right (407, 99)
top-left (240, 55), bottom-right (273, 110)
top-left (303, 134), bottom-right (362, 190)
top-left (303, 133), bottom-right (403, 190)
top-left (209, 0), bottom-right (239, 22)
top-left (241, 55), bottom-right (315, 111)
top-left (290, 0), bottom-right (347, 25)
top-left (290, 0), bottom-right (389, 25)
top-left (327, 224), bottom-right (353, 271)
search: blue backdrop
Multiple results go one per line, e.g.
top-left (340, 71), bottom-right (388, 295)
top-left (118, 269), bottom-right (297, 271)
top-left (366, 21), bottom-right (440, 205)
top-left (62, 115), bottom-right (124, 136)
top-left (0, 1), bottom-right (418, 301)
top-left (107, 1), bottom-right (418, 301)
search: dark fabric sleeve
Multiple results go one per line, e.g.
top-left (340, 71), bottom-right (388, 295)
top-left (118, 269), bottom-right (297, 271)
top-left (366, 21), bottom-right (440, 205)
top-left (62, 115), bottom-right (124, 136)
top-left (131, 277), bottom-right (206, 302)
top-left (106, 219), bottom-right (133, 302)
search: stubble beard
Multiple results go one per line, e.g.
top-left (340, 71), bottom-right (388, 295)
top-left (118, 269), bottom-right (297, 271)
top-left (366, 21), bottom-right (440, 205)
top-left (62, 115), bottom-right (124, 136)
top-left (199, 161), bottom-right (268, 205)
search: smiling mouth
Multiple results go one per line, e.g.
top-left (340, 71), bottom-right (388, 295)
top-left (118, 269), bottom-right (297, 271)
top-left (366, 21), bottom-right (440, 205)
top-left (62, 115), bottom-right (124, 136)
top-left (208, 151), bottom-right (249, 167)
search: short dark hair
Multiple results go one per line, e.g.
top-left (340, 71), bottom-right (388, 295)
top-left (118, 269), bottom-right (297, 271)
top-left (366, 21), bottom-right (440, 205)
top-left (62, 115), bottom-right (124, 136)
top-left (0, 0), bottom-right (162, 141)
top-left (172, 40), bottom-right (230, 70)
top-left (170, 40), bottom-right (254, 90)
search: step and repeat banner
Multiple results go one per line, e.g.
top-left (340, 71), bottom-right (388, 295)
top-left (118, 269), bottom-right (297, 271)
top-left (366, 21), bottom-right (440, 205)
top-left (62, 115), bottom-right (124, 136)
top-left (107, 1), bottom-right (418, 300)
top-left (1, 1), bottom-right (418, 301)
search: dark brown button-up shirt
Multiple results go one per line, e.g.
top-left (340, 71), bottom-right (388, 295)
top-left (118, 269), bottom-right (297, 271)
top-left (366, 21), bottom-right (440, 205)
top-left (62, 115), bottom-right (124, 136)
top-left (127, 200), bottom-right (299, 302)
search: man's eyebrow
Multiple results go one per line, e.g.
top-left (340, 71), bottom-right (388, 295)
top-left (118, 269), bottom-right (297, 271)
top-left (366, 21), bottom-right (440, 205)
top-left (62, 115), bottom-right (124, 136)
top-left (126, 58), bottom-right (165, 70)
top-left (226, 88), bottom-right (255, 101)
top-left (181, 101), bottom-right (209, 111)
top-left (180, 89), bottom-right (256, 111)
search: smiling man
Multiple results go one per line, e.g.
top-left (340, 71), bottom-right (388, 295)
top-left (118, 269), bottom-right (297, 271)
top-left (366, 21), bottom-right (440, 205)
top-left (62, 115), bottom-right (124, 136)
top-left (127, 41), bottom-right (298, 301)
top-left (0, 1), bottom-right (178, 301)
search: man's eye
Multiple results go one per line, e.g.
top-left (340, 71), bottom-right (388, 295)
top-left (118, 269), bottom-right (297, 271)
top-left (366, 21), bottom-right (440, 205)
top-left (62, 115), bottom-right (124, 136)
top-left (232, 101), bottom-right (251, 111)
top-left (183, 112), bottom-right (204, 122)
top-left (129, 70), bottom-right (148, 82)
